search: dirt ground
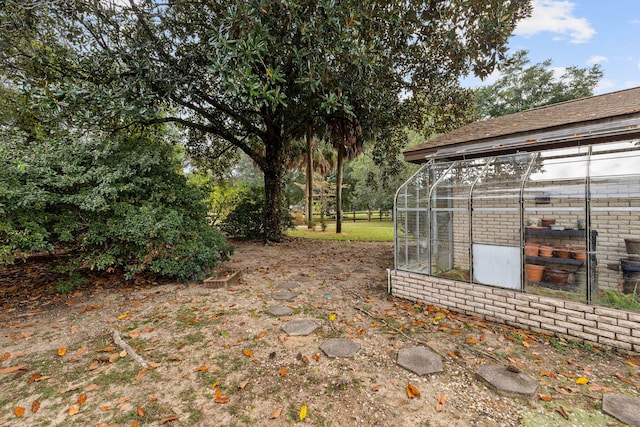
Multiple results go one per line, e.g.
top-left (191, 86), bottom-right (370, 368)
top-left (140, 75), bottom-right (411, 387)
top-left (1, 238), bottom-right (639, 426)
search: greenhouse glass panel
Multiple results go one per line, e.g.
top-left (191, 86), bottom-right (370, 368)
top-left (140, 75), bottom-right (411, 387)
top-left (430, 159), bottom-right (488, 280)
top-left (523, 148), bottom-right (589, 301)
top-left (589, 140), bottom-right (640, 310)
top-left (395, 161), bottom-right (451, 272)
top-left (471, 153), bottom-right (536, 289)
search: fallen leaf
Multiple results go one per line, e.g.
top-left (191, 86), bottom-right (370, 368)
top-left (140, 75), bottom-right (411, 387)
top-left (465, 337), bottom-right (477, 345)
top-left (77, 393), bottom-right (87, 405)
top-left (436, 403), bottom-right (443, 412)
top-left (119, 350), bottom-right (127, 358)
top-left (615, 373), bottom-right (635, 386)
top-left (238, 380), bottom-right (249, 389)
top-left (74, 346), bottom-right (87, 357)
top-left (556, 406), bottom-right (569, 420)
top-left (243, 349), bottom-right (254, 358)
top-left (313, 353), bottom-right (320, 362)
top-left (211, 381), bottom-right (221, 390)
top-left (88, 361), bottom-right (100, 370)
top-left (329, 313), bottom-right (337, 321)
top-left (406, 383), bottom-right (420, 399)
top-left (108, 353), bottom-right (120, 363)
top-left (279, 367), bottom-right (287, 376)
top-left (589, 384), bottom-right (613, 392)
top-left (372, 384), bottom-right (381, 392)
top-left (159, 415), bottom-right (179, 424)
top-left (0, 365), bottom-right (25, 374)
top-left (58, 348), bottom-right (67, 357)
top-left (28, 373), bottom-right (42, 383)
top-left (14, 406), bottom-right (25, 417)
top-left (539, 395), bottom-right (553, 402)
top-left (448, 352), bottom-right (459, 359)
top-left (256, 331), bottom-right (267, 339)
top-left (70, 326), bottom-right (79, 334)
top-left (31, 400), bottom-right (40, 413)
top-left (68, 404), bottom-right (80, 416)
top-left (117, 396), bottom-right (129, 405)
top-left (136, 406), bottom-right (145, 416)
top-left (539, 371), bottom-right (557, 378)
top-left (135, 368), bottom-right (147, 381)
top-left (438, 394), bottom-right (447, 404)
top-left (98, 346), bottom-right (116, 352)
top-left (301, 355), bottom-right (310, 364)
top-left (214, 389), bottom-right (230, 404)
top-left (85, 383), bottom-right (99, 392)
top-left (575, 376), bottom-right (589, 385)
top-left (131, 422), bottom-right (139, 427)
top-left (100, 406), bottom-right (111, 411)
top-left (194, 365), bottom-right (209, 372)
top-left (299, 403), bottom-right (307, 421)
top-left (0, 352), bottom-right (10, 362)
top-left (269, 408), bottom-right (282, 419)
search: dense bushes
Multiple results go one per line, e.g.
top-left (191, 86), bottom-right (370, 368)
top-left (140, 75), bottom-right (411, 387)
top-left (0, 129), bottom-right (232, 280)
top-left (220, 186), bottom-right (295, 239)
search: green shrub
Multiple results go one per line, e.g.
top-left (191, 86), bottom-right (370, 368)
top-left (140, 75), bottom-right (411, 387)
top-left (0, 128), bottom-right (232, 281)
top-left (220, 186), bottom-right (295, 239)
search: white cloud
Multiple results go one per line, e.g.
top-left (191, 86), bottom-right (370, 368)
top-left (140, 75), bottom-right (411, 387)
top-left (594, 80), bottom-right (616, 94)
top-left (587, 55), bottom-right (608, 66)
top-left (514, 0), bottom-right (596, 44)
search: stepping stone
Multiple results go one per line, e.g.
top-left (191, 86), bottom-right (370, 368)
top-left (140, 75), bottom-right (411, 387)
top-left (602, 393), bottom-right (640, 426)
top-left (320, 338), bottom-right (360, 358)
top-left (476, 364), bottom-right (538, 398)
top-left (282, 319), bottom-right (318, 336)
top-left (397, 347), bottom-right (443, 376)
top-left (267, 305), bottom-right (294, 317)
top-left (273, 291), bottom-right (297, 301)
top-left (278, 281), bottom-right (299, 289)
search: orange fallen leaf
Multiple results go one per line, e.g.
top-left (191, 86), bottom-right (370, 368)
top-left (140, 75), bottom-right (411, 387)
top-left (14, 406), bottom-right (25, 417)
top-left (243, 349), bottom-right (254, 358)
top-left (100, 406), bottom-right (111, 411)
top-left (539, 371), bottom-right (557, 378)
top-left (108, 353), bottom-right (120, 363)
top-left (0, 352), bottom-right (11, 362)
top-left (406, 383), bottom-right (420, 399)
top-left (438, 394), bottom-right (447, 405)
top-left (301, 355), bottom-right (310, 364)
top-left (372, 384), bottom-right (381, 392)
top-left (214, 389), bottom-right (230, 404)
top-left (436, 403), bottom-right (443, 412)
top-left (556, 405), bottom-right (569, 420)
top-left (73, 346), bottom-right (87, 357)
top-left (194, 365), bottom-right (209, 372)
top-left (211, 381), bottom-right (221, 390)
top-left (88, 361), bottom-right (100, 370)
top-left (448, 351), bottom-right (459, 359)
top-left (28, 373), bottom-right (42, 383)
top-left (135, 368), bottom-right (147, 381)
top-left (58, 348), bottom-right (67, 357)
top-left (279, 367), bottom-right (287, 376)
top-left (131, 422), bottom-right (139, 427)
top-left (70, 326), bottom-right (79, 334)
top-left (98, 346), bottom-right (116, 352)
top-left (31, 400), bottom-right (40, 413)
top-left (77, 393), bottom-right (87, 405)
top-left (256, 331), bottom-right (267, 339)
top-left (136, 406), bottom-right (145, 416)
top-left (465, 337), bottom-right (477, 345)
top-left (539, 395), bottom-right (553, 401)
top-left (313, 353), bottom-right (321, 362)
top-left (159, 416), bottom-right (179, 424)
top-left (269, 407), bottom-right (282, 419)
top-left (615, 373), bottom-right (635, 385)
top-left (68, 404), bottom-right (80, 415)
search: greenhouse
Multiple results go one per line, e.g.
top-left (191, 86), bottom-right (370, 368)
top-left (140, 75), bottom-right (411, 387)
top-left (391, 87), bottom-right (640, 352)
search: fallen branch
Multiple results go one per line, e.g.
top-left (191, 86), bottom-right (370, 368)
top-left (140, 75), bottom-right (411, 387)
top-left (112, 329), bottom-right (148, 368)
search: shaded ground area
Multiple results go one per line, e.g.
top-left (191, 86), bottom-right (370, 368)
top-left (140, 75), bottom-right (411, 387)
top-left (1, 239), bottom-right (639, 426)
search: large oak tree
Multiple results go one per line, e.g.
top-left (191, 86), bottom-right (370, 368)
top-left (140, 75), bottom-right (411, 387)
top-left (1, 0), bottom-right (531, 241)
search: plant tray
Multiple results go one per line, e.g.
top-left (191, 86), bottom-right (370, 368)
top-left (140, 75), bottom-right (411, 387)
top-left (203, 270), bottom-right (241, 289)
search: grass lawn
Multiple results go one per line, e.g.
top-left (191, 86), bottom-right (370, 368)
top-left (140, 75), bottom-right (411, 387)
top-left (287, 220), bottom-right (393, 242)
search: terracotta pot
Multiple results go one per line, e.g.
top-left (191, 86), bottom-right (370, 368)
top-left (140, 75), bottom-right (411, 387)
top-left (553, 244), bottom-right (570, 259)
top-left (544, 268), bottom-right (570, 287)
top-left (524, 243), bottom-right (540, 257)
top-left (525, 264), bottom-right (545, 283)
top-left (571, 246), bottom-right (586, 261)
top-left (539, 245), bottom-right (554, 258)
top-left (541, 218), bottom-right (556, 227)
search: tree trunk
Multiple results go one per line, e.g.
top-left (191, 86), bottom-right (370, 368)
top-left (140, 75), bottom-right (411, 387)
top-left (305, 123), bottom-right (314, 229)
top-left (262, 120), bottom-right (285, 242)
top-left (335, 145), bottom-right (344, 234)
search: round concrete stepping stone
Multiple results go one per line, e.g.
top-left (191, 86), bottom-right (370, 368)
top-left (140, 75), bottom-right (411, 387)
top-left (602, 393), bottom-right (640, 426)
top-left (320, 338), bottom-right (360, 358)
top-left (282, 319), bottom-right (318, 336)
top-left (397, 347), bottom-right (443, 376)
top-left (278, 281), bottom-right (299, 289)
top-left (267, 305), bottom-right (294, 316)
top-left (273, 290), bottom-right (297, 301)
top-left (476, 364), bottom-right (538, 397)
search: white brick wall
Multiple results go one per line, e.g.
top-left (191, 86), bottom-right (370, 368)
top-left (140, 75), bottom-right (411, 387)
top-left (391, 270), bottom-right (640, 352)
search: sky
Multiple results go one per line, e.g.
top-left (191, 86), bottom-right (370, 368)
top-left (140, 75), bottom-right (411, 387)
top-left (464, 0), bottom-right (640, 94)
